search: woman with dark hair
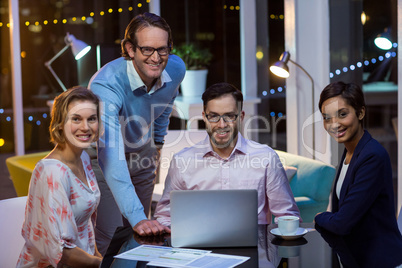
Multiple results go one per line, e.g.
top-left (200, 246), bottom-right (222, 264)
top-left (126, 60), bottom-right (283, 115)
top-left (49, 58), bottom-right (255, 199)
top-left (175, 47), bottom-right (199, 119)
top-left (315, 81), bottom-right (402, 267)
top-left (17, 87), bottom-right (102, 267)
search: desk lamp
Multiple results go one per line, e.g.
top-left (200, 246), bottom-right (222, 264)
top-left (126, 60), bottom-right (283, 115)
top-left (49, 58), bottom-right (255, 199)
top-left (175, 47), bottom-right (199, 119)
top-left (270, 51), bottom-right (315, 159)
top-left (45, 33), bottom-right (91, 91)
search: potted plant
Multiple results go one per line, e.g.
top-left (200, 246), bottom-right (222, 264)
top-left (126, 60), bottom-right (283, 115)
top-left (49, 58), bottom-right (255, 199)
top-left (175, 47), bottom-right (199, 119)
top-left (172, 43), bottom-right (213, 98)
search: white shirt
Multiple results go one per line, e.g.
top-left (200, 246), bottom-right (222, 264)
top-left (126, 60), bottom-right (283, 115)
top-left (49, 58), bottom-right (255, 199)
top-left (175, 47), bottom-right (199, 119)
top-left (336, 161), bottom-right (349, 199)
top-left (126, 60), bottom-right (171, 94)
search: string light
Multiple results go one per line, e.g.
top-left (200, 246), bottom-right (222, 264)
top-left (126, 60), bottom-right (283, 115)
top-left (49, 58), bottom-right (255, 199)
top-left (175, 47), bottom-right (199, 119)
top-left (269, 14), bottom-right (284, 20)
top-left (261, 86), bottom-right (287, 98)
top-left (0, 112), bottom-right (50, 127)
top-left (223, 5), bottom-right (240, 11)
top-left (0, 3), bottom-right (149, 27)
top-left (0, 4), bottom-right (286, 27)
top-left (329, 51), bottom-right (397, 78)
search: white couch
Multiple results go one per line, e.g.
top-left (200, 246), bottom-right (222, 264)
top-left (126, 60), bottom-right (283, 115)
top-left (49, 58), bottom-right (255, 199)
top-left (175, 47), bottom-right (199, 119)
top-left (153, 130), bottom-right (207, 201)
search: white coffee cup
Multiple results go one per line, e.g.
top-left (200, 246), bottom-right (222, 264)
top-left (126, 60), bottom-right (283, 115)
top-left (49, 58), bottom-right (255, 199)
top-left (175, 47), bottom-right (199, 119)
top-left (277, 215), bottom-right (299, 235)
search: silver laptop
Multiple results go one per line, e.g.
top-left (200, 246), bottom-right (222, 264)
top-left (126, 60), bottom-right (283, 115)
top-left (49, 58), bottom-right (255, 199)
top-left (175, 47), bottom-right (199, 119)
top-left (170, 189), bottom-right (258, 248)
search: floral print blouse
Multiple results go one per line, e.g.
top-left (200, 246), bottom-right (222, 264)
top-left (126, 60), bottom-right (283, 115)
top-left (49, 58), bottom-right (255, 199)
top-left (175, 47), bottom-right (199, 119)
top-left (16, 151), bottom-right (100, 267)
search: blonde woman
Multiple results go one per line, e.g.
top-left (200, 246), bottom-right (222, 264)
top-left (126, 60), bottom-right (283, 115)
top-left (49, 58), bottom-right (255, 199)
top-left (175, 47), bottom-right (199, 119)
top-left (17, 87), bottom-right (102, 267)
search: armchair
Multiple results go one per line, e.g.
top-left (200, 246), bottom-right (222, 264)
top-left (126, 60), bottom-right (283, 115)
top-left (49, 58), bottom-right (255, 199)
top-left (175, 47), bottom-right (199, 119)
top-left (6, 151), bottom-right (50, 196)
top-left (276, 150), bottom-right (336, 222)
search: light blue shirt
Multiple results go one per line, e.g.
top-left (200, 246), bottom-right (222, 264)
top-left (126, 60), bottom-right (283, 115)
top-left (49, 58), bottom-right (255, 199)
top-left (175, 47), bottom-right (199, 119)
top-left (89, 55), bottom-right (185, 226)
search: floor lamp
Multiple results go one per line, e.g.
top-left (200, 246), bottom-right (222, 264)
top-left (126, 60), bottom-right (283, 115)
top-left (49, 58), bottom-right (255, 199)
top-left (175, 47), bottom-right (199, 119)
top-left (45, 33), bottom-right (91, 91)
top-left (270, 51), bottom-right (315, 159)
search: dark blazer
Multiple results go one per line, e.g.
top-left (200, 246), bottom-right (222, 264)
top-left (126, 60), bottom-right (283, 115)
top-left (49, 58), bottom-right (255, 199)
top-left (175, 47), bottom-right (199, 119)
top-left (315, 131), bottom-right (402, 268)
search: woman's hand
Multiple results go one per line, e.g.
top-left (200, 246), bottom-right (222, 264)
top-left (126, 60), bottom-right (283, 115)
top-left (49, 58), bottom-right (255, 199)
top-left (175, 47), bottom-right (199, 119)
top-left (313, 212), bottom-right (323, 224)
top-left (59, 247), bottom-right (102, 268)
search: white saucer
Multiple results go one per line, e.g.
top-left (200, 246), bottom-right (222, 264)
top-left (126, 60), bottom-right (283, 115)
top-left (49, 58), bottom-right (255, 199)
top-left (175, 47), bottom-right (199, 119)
top-left (270, 227), bottom-right (308, 240)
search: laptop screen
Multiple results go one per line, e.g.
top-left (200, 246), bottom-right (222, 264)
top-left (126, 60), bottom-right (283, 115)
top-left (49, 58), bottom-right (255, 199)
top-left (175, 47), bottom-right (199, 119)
top-left (170, 189), bottom-right (258, 248)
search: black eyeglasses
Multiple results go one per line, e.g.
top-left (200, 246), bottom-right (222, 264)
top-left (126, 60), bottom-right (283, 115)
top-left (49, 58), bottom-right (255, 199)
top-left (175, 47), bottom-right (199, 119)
top-left (205, 113), bottom-right (239, 123)
top-left (137, 46), bottom-right (171, 56)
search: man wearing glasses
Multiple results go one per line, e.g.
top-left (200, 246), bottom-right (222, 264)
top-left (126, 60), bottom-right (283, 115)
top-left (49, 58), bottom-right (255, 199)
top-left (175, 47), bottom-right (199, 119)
top-left (154, 82), bottom-right (300, 228)
top-left (89, 12), bottom-right (185, 254)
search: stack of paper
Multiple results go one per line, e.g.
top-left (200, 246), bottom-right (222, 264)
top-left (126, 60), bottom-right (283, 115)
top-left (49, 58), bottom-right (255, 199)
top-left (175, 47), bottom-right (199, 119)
top-left (115, 245), bottom-right (249, 268)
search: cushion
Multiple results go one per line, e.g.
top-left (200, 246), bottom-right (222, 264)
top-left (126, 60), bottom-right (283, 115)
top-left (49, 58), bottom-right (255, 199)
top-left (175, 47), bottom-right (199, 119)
top-left (284, 166), bottom-right (297, 182)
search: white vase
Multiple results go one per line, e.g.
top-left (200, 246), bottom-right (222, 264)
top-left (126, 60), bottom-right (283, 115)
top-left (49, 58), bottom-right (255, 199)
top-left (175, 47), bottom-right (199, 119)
top-left (180, 69), bottom-right (208, 98)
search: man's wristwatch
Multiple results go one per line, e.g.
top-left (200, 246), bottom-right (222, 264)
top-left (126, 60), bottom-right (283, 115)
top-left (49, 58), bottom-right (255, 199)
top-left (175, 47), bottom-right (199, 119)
top-left (154, 141), bottom-right (164, 149)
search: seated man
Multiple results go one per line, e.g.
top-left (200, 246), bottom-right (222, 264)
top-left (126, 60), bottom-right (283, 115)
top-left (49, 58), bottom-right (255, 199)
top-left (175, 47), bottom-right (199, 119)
top-left (154, 82), bottom-right (300, 226)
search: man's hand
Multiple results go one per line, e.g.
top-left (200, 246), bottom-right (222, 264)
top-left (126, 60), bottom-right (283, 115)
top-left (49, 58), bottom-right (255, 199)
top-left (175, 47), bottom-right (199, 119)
top-left (133, 219), bottom-right (171, 236)
top-left (134, 232), bottom-right (170, 245)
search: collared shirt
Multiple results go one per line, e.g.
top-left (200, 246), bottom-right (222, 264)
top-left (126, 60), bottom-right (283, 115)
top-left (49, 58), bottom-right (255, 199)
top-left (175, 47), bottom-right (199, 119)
top-left (155, 133), bottom-right (300, 225)
top-left (126, 60), bottom-right (172, 94)
top-left (89, 56), bottom-right (185, 227)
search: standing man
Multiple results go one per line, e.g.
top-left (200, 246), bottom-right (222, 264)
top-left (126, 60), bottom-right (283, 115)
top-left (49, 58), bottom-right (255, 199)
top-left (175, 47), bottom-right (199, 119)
top-left (155, 83), bottom-right (300, 227)
top-left (89, 12), bottom-right (185, 254)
